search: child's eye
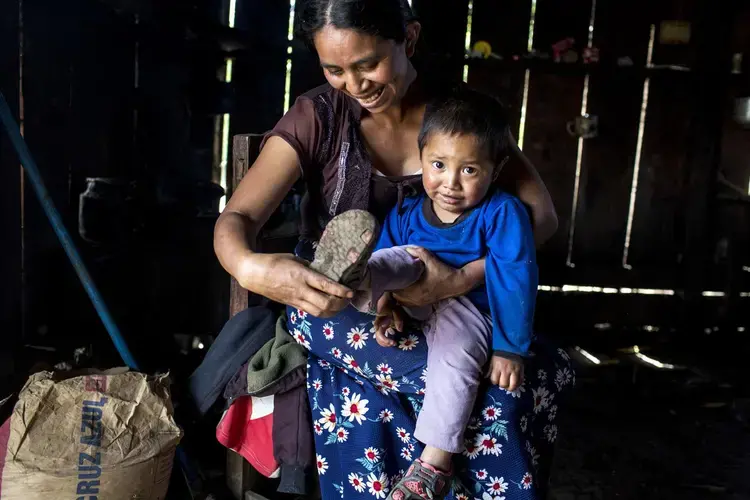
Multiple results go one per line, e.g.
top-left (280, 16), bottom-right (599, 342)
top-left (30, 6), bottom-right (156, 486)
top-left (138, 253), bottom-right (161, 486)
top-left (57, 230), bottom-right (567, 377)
top-left (431, 161), bottom-right (445, 170)
top-left (462, 166), bottom-right (477, 175)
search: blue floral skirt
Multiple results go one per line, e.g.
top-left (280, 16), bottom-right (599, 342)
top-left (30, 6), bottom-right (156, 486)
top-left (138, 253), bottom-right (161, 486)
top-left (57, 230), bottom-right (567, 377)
top-left (289, 244), bottom-right (575, 500)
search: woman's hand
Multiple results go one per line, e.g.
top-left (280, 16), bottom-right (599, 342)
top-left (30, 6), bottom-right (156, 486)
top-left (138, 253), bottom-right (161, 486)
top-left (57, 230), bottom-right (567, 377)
top-left (238, 253), bottom-right (354, 318)
top-left (392, 247), bottom-right (478, 307)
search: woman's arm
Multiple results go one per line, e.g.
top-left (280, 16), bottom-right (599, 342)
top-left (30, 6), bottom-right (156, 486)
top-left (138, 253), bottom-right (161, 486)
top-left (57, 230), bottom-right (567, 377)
top-left (214, 136), bottom-right (353, 317)
top-left (499, 131), bottom-right (559, 247)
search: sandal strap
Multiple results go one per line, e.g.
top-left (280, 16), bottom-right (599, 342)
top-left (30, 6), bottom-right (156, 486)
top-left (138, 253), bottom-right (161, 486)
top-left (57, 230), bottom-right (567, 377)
top-left (388, 459), bottom-right (452, 500)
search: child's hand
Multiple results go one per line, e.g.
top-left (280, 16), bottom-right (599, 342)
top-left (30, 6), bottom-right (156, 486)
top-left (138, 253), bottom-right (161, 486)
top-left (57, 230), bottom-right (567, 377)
top-left (374, 293), bottom-right (404, 347)
top-left (487, 354), bottom-right (524, 392)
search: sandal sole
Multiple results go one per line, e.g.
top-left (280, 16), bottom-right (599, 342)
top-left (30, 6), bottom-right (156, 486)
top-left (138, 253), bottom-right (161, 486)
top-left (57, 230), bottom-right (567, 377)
top-left (310, 210), bottom-right (380, 289)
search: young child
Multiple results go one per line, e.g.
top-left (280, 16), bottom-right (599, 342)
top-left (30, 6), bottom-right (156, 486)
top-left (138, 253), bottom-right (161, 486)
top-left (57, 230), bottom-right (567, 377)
top-left (310, 86), bottom-right (538, 500)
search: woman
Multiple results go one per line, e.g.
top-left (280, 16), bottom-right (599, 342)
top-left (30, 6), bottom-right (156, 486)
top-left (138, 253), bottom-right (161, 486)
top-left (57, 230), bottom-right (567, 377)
top-left (214, 1), bottom-right (574, 498)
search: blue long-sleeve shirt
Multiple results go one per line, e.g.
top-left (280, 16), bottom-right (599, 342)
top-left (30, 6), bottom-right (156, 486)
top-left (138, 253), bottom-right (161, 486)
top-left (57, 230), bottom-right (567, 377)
top-left (375, 191), bottom-right (538, 356)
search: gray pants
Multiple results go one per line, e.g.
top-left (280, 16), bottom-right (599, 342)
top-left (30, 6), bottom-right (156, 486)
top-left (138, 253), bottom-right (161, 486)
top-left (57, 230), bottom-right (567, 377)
top-left (354, 246), bottom-right (491, 453)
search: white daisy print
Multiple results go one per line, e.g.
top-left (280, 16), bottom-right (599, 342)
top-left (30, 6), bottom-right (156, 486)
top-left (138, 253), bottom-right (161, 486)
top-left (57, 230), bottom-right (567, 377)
top-left (476, 433), bottom-right (502, 456)
top-left (555, 367), bottom-right (573, 391)
top-left (346, 327), bottom-right (369, 350)
top-left (400, 447), bottom-right (412, 461)
top-left (292, 329), bottom-right (310, 349)
top-left (341, 386), bottom-right (351, 397)
top-left (322, 323), bottom-right (335, 340)
top-left (376, 363), bottom-right (392, 375)
top-left (316, 454), bottom-right (328, 475)
top-left (456, 494), bottom-right (470, 500)
top-left (486, 476), bottom-right (508, 496)
top-left (341, 393), bottom-right (369, 425)
top-left (420, 367), bottom-right (428, 383)
top-left (548, 404), bottom-right (558, 421)
top-left (364, 447), bottom-right (380, 463)
top-left (342, 354), bottom-right (363, 374)
top-left (331, 347), bottom-right (342, 359)
top-left (318, 359), bottom-right (330, 368)
top-left (463, 439), bottom-right (481, 459)
top-left (505, 381), bottom-right (526, 398)
top-left (313, 423), bottom-right (323, 435)
top-left (558, 347), bottom-right (571, 361)
top-left (521, 472), bottom-right (533, 489)
top-left (537, 369), bottom-right (547, 382)
top-left (482, 406), bottom-right (501, 421)
top-left (296, 309), bottom-right (308, 321)
top-left (312, 379), bottom-right (322, 391)
top-left (366, 472), bottom-right (389, 499)
top-left (544, 424), bottom-right (558, 443)
top-left (290, 312), bottom-right (297, 324)
top-left (349, 472), bottom-right (366, 493)
top-left (475, 469), bottom-right (488, 480)
top-left (520, 415), bottom-right (528, 433)
top-left (378, 409), bottom-right (394, 423)
top-left (336, 427), bottom-right (349, 443)
top-left (395, 427), bottom-right (411, 443)
top-left (532, 386), bottom-right (551, 414)
top-left (375, 374), bottom-right (400, 394)
top-left (318, 404), bottom-right (337, 432)
top-left (397, 334), bottom-right (419, 351)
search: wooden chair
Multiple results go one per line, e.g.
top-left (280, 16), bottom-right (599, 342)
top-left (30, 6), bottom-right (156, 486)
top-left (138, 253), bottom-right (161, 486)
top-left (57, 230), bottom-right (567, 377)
top-left (225, 134), bottom-right (263, 499)
top-left (224, 134), bottom-right (302, 499)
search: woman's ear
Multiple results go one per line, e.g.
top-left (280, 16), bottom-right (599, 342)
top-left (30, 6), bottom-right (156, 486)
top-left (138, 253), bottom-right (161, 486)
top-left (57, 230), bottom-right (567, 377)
top-left (405, 22), bottom-right (422, 57)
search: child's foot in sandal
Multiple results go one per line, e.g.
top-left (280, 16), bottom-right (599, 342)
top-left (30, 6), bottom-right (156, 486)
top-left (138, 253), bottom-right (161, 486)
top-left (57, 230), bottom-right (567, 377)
top-left (310, 209), bottom-right (380, 289)
top-left (388, 459), bottom-right (452, 500)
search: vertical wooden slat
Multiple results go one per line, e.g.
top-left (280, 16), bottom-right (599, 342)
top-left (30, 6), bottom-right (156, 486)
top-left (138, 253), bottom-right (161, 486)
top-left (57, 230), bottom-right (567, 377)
top-left (226, 133), bottom-right (263, 499)
top-left (522, 0), bottom-right (592, 269)
top-left (569, 1), bottom-right (652, 269)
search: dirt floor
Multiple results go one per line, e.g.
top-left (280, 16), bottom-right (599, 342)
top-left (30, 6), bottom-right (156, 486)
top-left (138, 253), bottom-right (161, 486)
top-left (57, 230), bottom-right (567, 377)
top-left (548, 348), bottom-right (750, 500)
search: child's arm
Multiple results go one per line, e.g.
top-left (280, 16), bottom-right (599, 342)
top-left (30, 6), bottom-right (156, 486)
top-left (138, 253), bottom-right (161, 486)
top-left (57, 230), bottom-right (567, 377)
top-left (484, 195), bottom-right (538, 391)
top-left (485, 195), bottom-right (539, 358)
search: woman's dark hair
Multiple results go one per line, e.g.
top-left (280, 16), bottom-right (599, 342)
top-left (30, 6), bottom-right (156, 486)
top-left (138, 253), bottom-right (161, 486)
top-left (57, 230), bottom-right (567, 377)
top-left (418, 85), bottom-right (511, 163)
top-left (296, 0), bottom-right (418, 51)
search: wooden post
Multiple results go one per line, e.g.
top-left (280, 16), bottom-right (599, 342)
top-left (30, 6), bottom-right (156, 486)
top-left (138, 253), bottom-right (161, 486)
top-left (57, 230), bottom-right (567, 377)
top-left (680, 1), bottom-right (736, 334)
top-left (226, 133), bottom-right (265, 500)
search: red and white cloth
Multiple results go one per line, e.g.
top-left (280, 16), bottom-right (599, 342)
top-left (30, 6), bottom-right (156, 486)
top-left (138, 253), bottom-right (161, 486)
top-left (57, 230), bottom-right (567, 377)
top-left (216, 395), bottom-right (280, 478)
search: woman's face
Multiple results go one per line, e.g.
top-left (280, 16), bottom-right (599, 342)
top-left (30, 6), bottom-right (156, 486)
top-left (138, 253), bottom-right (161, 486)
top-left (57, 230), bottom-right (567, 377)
top-left (313, 23), bottom-right (419, 113)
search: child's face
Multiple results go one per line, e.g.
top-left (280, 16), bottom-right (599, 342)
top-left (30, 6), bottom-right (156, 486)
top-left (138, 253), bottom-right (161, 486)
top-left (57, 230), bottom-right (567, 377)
top-left (421, 132), bottom-right (496, 221)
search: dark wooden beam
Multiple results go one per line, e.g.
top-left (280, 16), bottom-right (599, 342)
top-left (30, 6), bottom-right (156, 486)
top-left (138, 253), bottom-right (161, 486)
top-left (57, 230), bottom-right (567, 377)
top-left (680, 0), bottom-right (737, 333)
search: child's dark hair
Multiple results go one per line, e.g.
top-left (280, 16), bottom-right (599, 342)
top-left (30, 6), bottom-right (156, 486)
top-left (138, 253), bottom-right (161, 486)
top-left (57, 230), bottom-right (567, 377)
top-left (418, 86), bottom-right (510, 163)
top-left (296, 0), bottom-right (417, 52)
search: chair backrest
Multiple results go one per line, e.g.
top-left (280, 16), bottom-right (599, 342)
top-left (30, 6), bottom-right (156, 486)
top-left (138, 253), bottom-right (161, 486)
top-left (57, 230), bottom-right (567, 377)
top-left (227, 134), bottom-right (264, 317)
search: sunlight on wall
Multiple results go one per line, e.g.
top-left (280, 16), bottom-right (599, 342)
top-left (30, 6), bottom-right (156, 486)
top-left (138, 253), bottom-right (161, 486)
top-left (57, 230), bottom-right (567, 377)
top-left (463, 1), bottom-right (474, 82)
top-left (622, 25), bottom-right (656, 269)
top-left (516, 0), bottom-right (537, 150)
top-left (565, 0), bottom-right (598, 268)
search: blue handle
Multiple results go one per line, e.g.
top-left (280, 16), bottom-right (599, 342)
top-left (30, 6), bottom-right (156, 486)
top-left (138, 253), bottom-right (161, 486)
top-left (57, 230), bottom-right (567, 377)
top-left (0, 92), bottom-right (140, 371)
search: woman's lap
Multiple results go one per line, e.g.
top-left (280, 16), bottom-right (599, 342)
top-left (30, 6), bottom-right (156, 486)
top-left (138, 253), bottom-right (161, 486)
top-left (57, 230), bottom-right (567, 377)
top-left (289, 304), bottom-right (575, 500)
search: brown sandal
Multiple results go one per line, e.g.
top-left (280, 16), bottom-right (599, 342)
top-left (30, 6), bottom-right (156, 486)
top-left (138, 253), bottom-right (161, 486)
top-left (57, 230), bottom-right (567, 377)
top-left (388, 459), bottom-right (452, 500)
top-left (310, 209), bottom-right (380, 289)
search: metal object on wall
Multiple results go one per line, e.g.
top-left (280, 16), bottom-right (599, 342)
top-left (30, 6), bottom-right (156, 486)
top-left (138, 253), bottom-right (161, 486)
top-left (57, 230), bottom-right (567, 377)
top-left (734, 96), bottom-right (750, 127)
